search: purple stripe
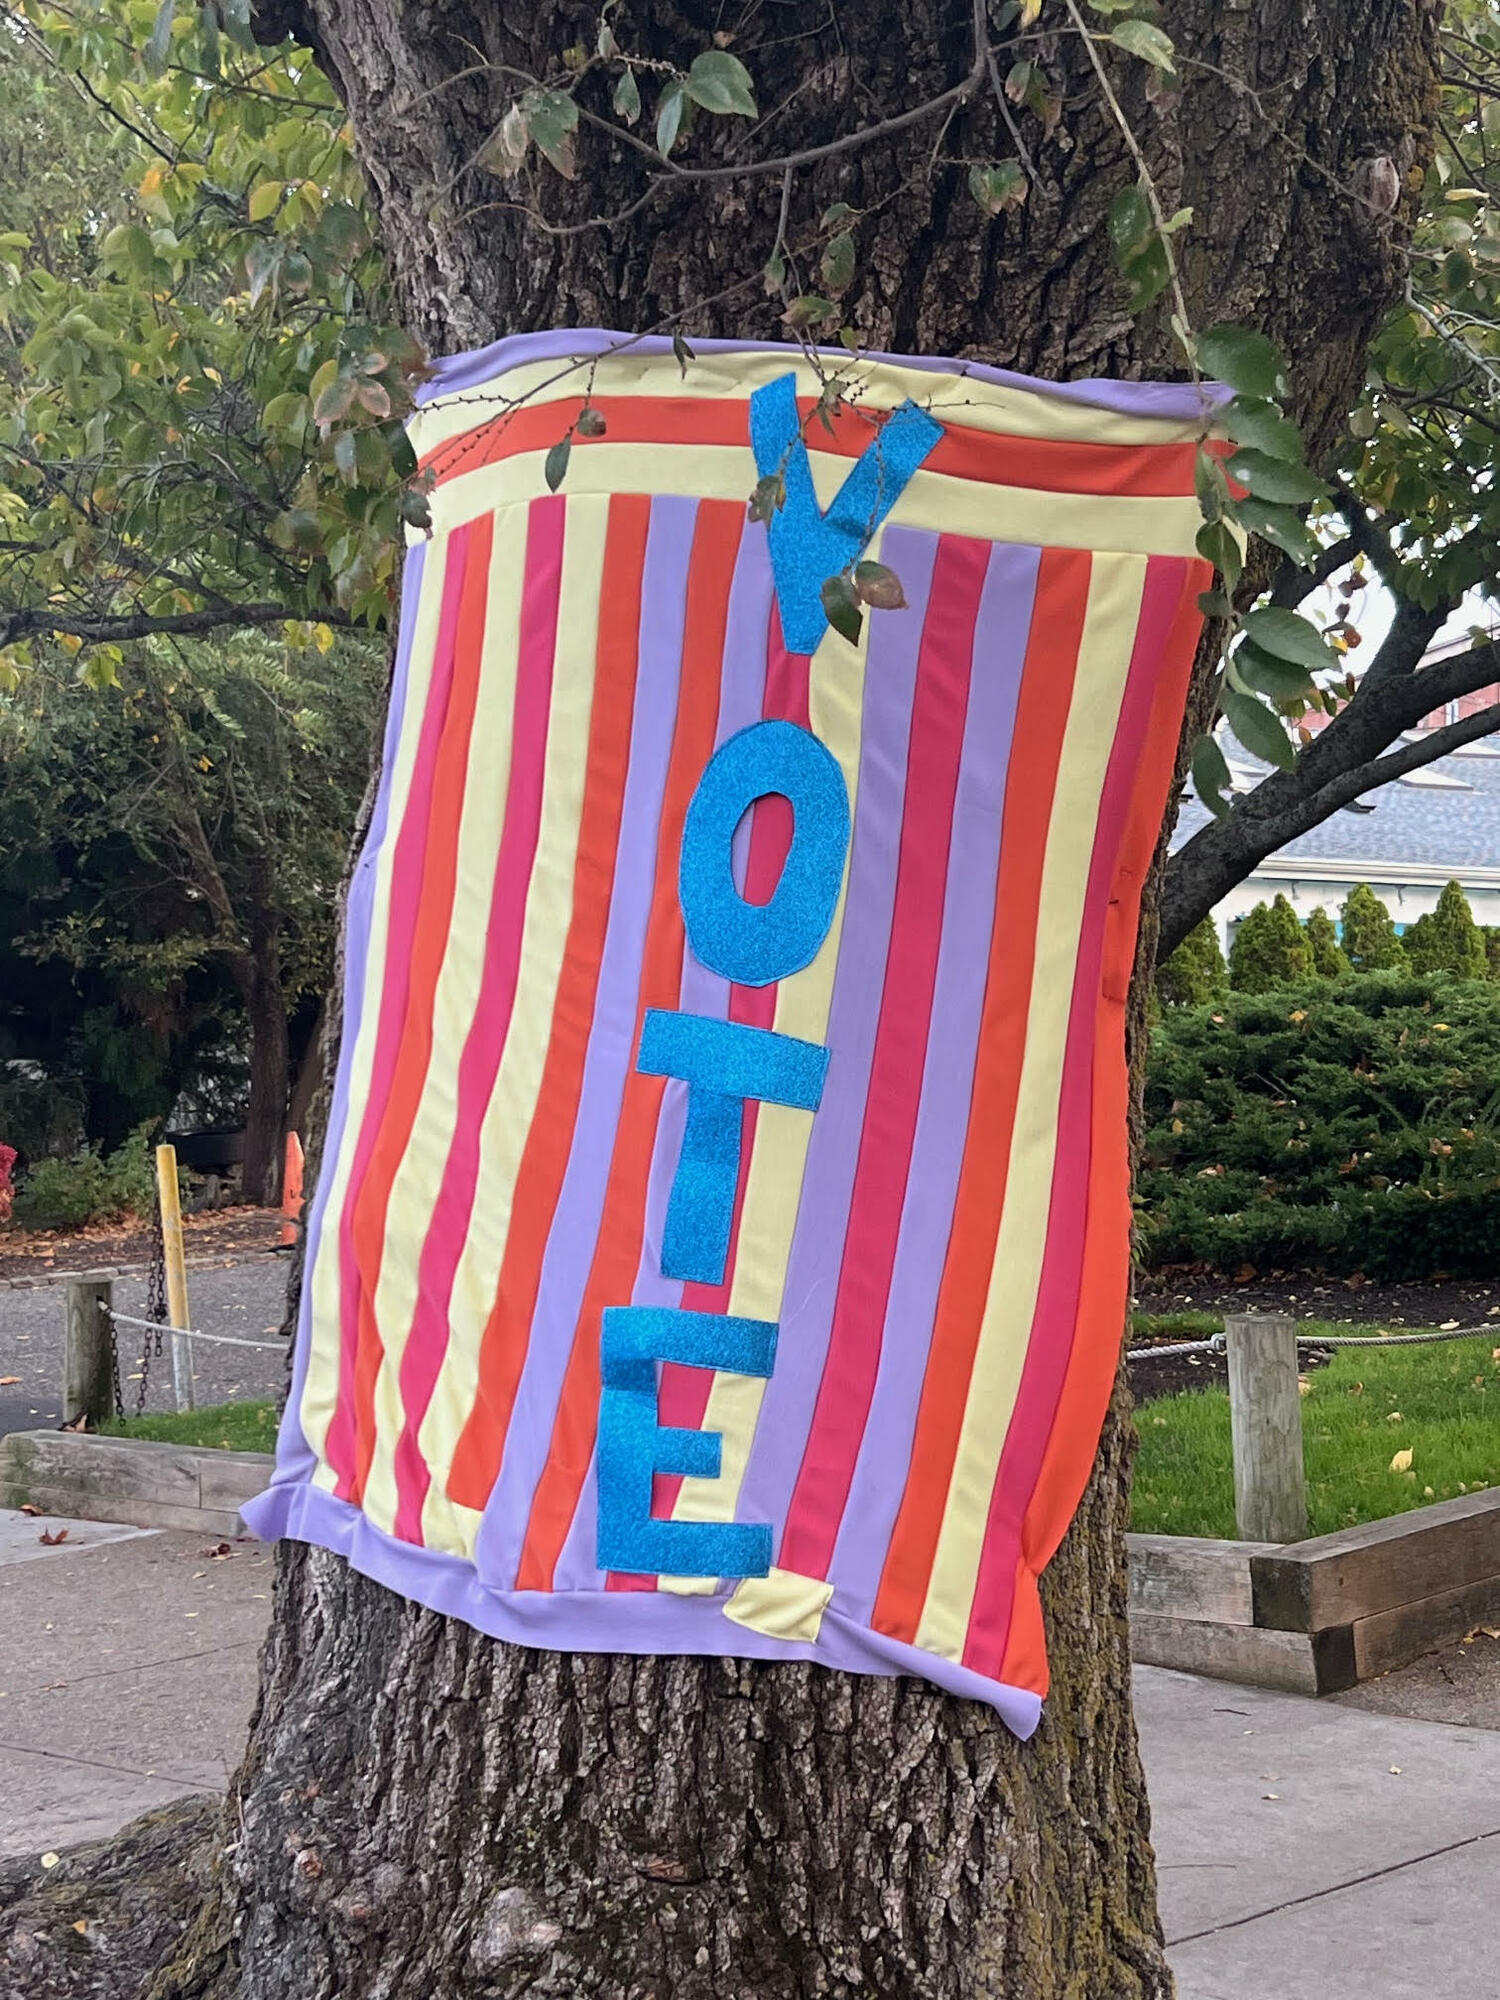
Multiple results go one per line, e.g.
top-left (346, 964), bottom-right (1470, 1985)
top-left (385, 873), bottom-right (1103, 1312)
top-left (828, 542), bottom-right (1040, 1623)
top-left (418, 330), bottom-right (1228, 427)
top-left (551, 531), bottom-right (775, 1589)
top-left (733, 526), bottom-right (938, 1542)
top-left (470, 496), bottom-right (696, 1591)
top-left (241, 1478), bottom-right (1044, 1739)
top-left (269, 542), bottom-right (428, 1489)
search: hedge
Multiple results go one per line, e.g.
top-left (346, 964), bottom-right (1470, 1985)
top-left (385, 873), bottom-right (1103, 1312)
top-left (1140, 969), bottom-right (1500, 1280)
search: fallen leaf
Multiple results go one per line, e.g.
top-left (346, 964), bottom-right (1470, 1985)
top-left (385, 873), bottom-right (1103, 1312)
top-left (198, 1542), bottom-right (233, 1560)
top-left (19, 1504), bottom-right (40, 1516)
top-left (38, 1528), bottom-right (69, 1546)
top-left (40, 1852), bottom-right (59, 1870)
top-left (1441, 1319), bottom-right (1461, 1330)
top-left (1390, 1447), bottom-right (1414, 1473)
top-left (1389, 1766), bottom-right (1402, 1776)
top-left (1262, 1793), bottom-right (1279, 1801)
top-left (1386, 1411), bottom-right (1403, 1424)
top-left (1481, 1627), bottom-right (1500, 1641)
top-left (72, 1920), bottom-right (87, 1934)
top-left (0, 1376), bottom-right (19, 1386)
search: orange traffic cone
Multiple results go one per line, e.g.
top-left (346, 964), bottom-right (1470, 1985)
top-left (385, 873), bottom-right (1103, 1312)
top-left (281, 1131), bottom-right (305, 1246)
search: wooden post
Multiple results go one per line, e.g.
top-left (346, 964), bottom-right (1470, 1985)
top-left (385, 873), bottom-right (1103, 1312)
top-left (63, 1275), bottom-right (114, 1430)
top-left (1224, 1313), bottom-right (1308, 1544)
top-left (155, 1143), bottom-right (195, 1413)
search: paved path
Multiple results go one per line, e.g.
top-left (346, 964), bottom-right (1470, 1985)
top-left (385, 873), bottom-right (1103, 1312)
top-left (0, 1508), bottom-right (270, 1857)
top-left (1138, 1662), bottom-right (1500, 1999)
top-left (3, 1508), bottom-right (1497, 1996)
top-left (0, 1255), bottom-right (290, 1433)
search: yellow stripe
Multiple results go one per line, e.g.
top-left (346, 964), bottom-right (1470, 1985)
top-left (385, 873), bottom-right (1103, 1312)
top-left (658, 534), bottom-right (874, 1596)
top-left (410, 349), bottom-right (1218, 461)
top-left (358, 518), bottom-right (527, 1535)
top-left (300, 534), bottom-right (452, 1492)
top-left (913, 553), bottom-right (1147, 1660)
top-left (424, 446), bottom-right (1205, 563)
top-left (416, 495), bottom-right (610, 1558)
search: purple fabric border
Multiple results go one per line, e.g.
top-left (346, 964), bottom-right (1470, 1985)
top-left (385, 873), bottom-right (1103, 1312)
top-left (267, 540), bottom-right (427, 1490)
top-left (471, 495), bottom-right (696, 1589)
top-left (830, 540), bottom-right (1039, 1624)
top-left (416, 327), bottom-right (1228, 427)
top-left (239, 1476), bottom-right (1042, 1739)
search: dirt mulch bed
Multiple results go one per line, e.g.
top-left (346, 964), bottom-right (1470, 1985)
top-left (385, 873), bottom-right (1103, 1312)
top-left (0, 1205), bottom-right (285, 1283)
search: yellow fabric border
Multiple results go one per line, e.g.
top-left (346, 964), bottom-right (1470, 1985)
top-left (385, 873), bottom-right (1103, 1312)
top-left (724, 1567), bottom-right (835, 1645)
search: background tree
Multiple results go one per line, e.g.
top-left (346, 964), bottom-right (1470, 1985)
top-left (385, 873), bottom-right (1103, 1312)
top-left (1228, 895), bottom-right (1316, 993)
top-left (1304, 905), bottom-right (1350, 979)
top-left (4, 0), bottom-right (1440, 1994)
top-left (0, 628), bottom-right (381, 1197)
top-left (1156, 915), bottom-right (1228, 1007)
top-left (1340, 881), bottom-right (1405, 971)
top-left (1402, 878), bottom-right (1489, 978)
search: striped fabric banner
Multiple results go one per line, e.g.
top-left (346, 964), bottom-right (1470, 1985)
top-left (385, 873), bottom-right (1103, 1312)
top-left (245, 330), bottom-right (1217, 1736)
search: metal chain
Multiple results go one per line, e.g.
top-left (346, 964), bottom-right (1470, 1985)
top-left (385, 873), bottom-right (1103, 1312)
top-left (134, 1200), bottom-right (169, 1417)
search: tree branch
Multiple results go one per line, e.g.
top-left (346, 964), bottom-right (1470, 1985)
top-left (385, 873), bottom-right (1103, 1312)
top-left (0, 600), bottom-right (350, 649)
top-left (1267, 536), bottom-right (1353, 610)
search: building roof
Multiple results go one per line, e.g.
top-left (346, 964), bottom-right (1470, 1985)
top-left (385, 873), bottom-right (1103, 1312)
top-left (1172, 740), bottom-right (1500, 879)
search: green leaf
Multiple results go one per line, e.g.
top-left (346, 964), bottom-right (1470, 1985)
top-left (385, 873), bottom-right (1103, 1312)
top-left (1123, 234), bottom-right (1172, 311)
top-left (1241, 606), bottom-right (1338, 673)
top-left (1195, 325), bottom-right (1288, 400)
top-left (822, 202), bottom-right (857, 230)
top-left (576, 404), bottom-right (607, 438)
top-left (1224, 396), bottom-right (1306, 462)
top-left (1222, 687), bottom-right (1297, 770)
top-left (1107, 20), bottom-right (1177, 71)
top-left (672, 330), bottom-right (695, 376)
top-left (1108, 184), bottom-right (1154, 262)
top-left (332, 427), bottom-right (357, 483)
top-left (613, 67), bottom-right (641, 126)
top-left (527, 90), bottom-right (579, 179)
top-left (820, 230), bottom-right (856, 296)
top-left (852, 560), bottom-right (907, 610)
top-left (1194, 446), bottom-right (1231, 524)
top-left (78, 651), bottom-right (122, 692)
top-left (656, 81), bottom-right (686, 157)
top-left (544, 434), bottom-right (572, 492)
top-left (1233, 639), bottom-right (1316, 703)
top-left (781, 295), bottom-right (839, 331)
top-left (684, 50), bottom-right (758, 118)
top-left (102, 224), bottom-right (157, 278)
top-left (821, 571), bottom-right (863, 647)
top-left (748, 472), bottom-right (786, 524)
top-left (312, 373), bottom-right (356, 427)
top-left (144, 0), bottom-right (176, 72)
top-left (969, 162), bottom-right (1029, 217)
top-left (248, 181), bottom-right (283, 224)
top-left (1238, 497), bottom-right (1321, 567)
top-left (1227, 449), bottom-right (1327, 506)
top-left (1195, 519), bottom-right (1243, 591)
top-left (1191, 733), bottom-right (1234, 818)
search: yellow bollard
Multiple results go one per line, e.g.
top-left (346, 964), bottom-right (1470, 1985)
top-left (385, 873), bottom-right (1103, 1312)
top-left (155, 1143), bottom-right (195, 1411)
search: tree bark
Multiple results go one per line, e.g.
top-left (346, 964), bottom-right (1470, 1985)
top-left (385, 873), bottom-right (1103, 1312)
top-left (235, 929), bottom-right (289, 1209)
top-left (173, 5), bottom-right (1438, 1995)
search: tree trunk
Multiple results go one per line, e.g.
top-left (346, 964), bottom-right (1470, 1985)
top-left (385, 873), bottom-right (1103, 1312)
top-left (237, 934), bottom-right (289, 1208)
top-left (179, 5), bottom-right (1437, 1995)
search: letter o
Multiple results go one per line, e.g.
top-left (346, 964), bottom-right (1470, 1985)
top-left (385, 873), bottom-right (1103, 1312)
top-left (679, 720), bottom-right (851, 987)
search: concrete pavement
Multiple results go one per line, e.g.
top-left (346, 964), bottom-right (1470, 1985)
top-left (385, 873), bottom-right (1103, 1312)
top-left (0, 1507), bottom-right (269, 1857)
top-left (3, 1505), bottom-right (1498, 1996)
top-left (1137, 1661), bottom-right (1500, 2000)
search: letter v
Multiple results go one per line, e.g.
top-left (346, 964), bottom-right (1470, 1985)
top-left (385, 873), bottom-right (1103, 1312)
top-left (748, 371), bottom-right (942, 654)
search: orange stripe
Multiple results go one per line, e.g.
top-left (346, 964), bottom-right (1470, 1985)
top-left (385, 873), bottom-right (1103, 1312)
top-left (346, 512), bottom-right (495, 1502)
top-left (514, 500), bottom-right (744, 1589)
top-left (999, 560), bottom-right (1208, 1689)
top-left (871, 548), bottom-right (1091, 1646)
top-left (423, 394), bottom-right (1212, 501)
top-left (443, 496), bottom-right (651, 1514)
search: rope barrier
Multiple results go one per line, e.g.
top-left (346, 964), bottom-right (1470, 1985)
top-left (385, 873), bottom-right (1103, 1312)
top-left (104, 1306), bottom-right (285, 1353)
top-left (1127, 1322), bottom-right (1499, 1360)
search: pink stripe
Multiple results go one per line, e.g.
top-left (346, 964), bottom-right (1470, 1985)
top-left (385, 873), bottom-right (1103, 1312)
top-left (389, 497), bottom-right (566, 1543)
top-left (324, 526), bottom-right (472, 1494)
top-left (777, 535), bottom-right (989, 1580)
top-left (961, 557), bottom-right (1183, 1677)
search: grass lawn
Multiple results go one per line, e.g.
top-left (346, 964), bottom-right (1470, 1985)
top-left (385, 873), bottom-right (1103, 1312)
top-left (102, 1399), bottom-right (278, 1453)
top-left (1132, 1322), bottom-right (1500, 1540)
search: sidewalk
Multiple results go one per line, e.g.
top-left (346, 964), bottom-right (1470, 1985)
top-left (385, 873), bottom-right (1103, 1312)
top-left (1138, 1660), bottom-right (1500, 2000)
top-left (0, 1506), bottom-right (270, 1857)
top-left (2, 1506), bottom-right (1496, 1997)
